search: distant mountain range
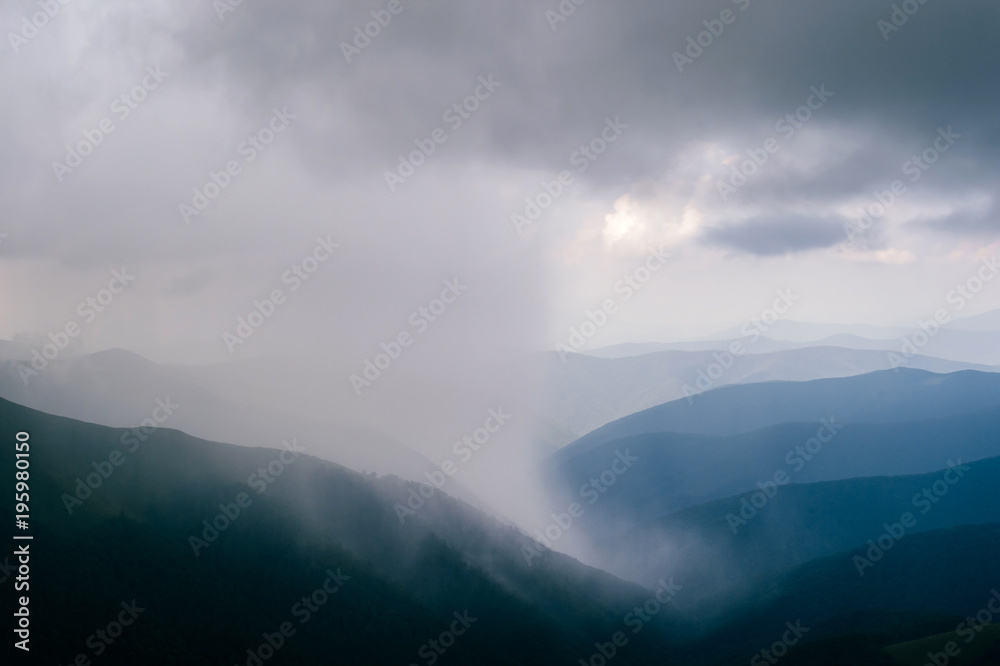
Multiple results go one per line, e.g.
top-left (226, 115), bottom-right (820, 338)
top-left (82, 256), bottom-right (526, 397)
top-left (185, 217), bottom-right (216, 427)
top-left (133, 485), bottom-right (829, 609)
top-left (562, 368), bottom-right (1000, 448)
top-left (0, 348), bottom-right (441, 484)
top-left (537, 349), bottom-right (997, 440)
top-left (586, 329), bottom-right (1000, 365)
top-left (581, 310), bottom-right (1000, 374)
top-left (9, 342), bottom-right (991, 460)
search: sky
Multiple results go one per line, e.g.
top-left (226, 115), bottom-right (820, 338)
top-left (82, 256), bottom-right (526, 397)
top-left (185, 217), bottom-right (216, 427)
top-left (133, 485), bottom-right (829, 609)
top-left (1, 0), bottom-right (999, 364)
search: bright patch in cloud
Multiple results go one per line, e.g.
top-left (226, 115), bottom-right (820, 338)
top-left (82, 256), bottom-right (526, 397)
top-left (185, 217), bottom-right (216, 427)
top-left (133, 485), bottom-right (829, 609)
top-left (603, 194), bottom-right (638, 247)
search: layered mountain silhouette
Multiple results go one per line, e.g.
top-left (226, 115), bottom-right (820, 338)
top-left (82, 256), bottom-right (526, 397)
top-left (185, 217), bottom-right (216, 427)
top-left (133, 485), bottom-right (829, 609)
top-left (3, 354), bottom-right (997, 664)
top-left (582, 457), bottom-right (1000, 597)
top-left (538, 350), bottom-right (997, 439)
top-left (564, 368), bottom-right (1000, 446)
top-left (546, 369), bottom-right (1000, 634)
top-left (586, 329), bottom-right (1000, 366)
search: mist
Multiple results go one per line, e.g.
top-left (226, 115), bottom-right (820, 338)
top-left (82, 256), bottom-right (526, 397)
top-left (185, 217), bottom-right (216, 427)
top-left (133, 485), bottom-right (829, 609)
top-left (4, 3), bottom-right (1000, 662)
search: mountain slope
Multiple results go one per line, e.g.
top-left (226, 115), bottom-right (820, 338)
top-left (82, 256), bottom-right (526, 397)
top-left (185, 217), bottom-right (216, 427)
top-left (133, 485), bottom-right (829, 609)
top-left (0, 397), bottom-right (680, 664)
top-left (583, 456), bottom-right (1000, 596)
top-left (538, 349), bottom-right (997, 439)
top-left (566, 368), bottom-right (1000, 449)
top-left (677, 524), bottom-right (1000, 665)
top-left (552, 395), bottom-right (1000, 529)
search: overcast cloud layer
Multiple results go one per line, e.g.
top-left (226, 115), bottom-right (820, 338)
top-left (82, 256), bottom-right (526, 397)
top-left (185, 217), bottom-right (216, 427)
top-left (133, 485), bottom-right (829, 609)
top-left (2, 0), bottom-right (999, 356)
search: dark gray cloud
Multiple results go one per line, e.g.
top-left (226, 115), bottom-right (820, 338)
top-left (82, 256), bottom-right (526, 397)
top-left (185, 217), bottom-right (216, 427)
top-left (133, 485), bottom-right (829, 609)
top-left (704, 214), bottom-right (847, 256)
top-left (155, 0), bottom-right (998, 185)
top-left (112, 0), bottom-right (996, 257)
top-left (1, 0), bottom-right (998, 347)
top-left (2, 0), bottom-right (997, 277)
top-left (919, 200), bottom-right (999, 236)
